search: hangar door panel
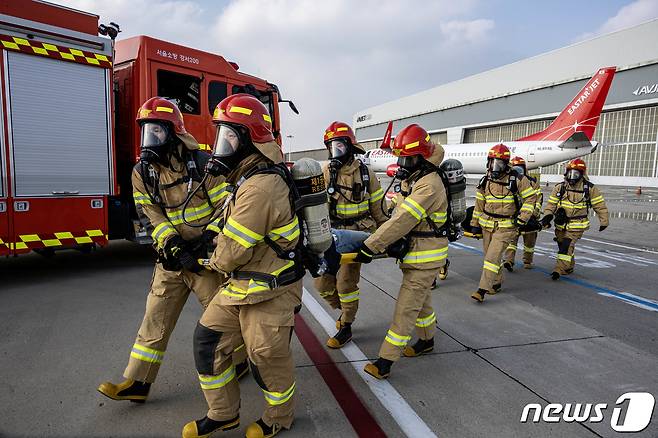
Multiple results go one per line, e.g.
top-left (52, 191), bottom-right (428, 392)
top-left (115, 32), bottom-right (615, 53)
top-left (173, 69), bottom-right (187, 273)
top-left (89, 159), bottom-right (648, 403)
top-left (6, 52), bottom-right (111, 196)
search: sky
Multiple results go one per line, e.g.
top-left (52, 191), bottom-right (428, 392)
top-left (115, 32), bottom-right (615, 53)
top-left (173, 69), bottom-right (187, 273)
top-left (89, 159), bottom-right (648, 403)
top-left (59, 0), bottom-right (658, 152)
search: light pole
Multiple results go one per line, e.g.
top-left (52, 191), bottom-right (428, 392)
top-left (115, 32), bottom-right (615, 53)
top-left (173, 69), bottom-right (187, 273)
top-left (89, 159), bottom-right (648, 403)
top-left (286, 134), bottom-right (294, 162)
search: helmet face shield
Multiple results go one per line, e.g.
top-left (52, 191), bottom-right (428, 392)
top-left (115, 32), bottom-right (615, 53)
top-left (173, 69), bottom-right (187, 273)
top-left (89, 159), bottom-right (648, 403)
top-left (397, 155), bottom-right (420, 170)
top-left (327, 139), bottom-right (350, 160)
top-left (213, 125), bottom-right (242, 158)
top-left (489, 158), bottom-right (508, 179)
top-left (140, 122), bottom-right (170, 149)
top-left (512, 165), bottom-right (525, 176)
top-left (565, 169), bottom-right (582, 184)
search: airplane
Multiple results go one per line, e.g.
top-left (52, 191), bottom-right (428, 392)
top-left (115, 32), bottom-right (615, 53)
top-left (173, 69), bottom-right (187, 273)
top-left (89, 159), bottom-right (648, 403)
top-left (362, 66), bottom-right (616, 175)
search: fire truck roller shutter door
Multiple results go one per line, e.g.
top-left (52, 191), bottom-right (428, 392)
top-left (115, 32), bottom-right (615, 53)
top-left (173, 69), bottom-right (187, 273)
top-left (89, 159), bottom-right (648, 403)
top-left (6, 52), bottom-right (111, 196)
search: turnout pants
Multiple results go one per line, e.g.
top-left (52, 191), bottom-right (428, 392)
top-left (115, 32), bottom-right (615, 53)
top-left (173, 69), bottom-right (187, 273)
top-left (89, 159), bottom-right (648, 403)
top-left (124, 263), bottom-right (246, 383)
top-left (379, 268), bottom-right (437, 362)
top-left (479, 226), bottom-right (518, 291)
top-left (553, 229), bottom-right (584, 274)
top-left (193, 286), bottom-right (301, 429)
top-left (313, 262), bottom-right (361, 324)
top-left (503, 231), bottom-right (538, 265)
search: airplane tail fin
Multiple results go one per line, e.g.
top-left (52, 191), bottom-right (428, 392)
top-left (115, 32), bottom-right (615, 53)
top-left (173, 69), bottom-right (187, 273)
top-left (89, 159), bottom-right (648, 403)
top-left (380, 121), bottom-right (393, 149)
top-left (518, 66), bottom-right (616, 142)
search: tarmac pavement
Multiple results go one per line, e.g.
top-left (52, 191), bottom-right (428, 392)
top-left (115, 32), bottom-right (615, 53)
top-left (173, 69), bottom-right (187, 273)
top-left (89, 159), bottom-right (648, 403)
top-left (0, 182), bottom-right (656, 437)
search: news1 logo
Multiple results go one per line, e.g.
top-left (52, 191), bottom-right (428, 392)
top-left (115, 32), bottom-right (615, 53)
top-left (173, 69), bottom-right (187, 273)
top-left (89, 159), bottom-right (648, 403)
top-left (520, 392), bottom-right (655, 432)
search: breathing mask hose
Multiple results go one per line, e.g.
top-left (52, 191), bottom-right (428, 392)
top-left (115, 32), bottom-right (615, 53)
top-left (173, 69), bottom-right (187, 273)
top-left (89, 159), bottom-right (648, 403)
top-left (181, 172), bottom-right (223, 228)
top-left (380, 176), bottom-right (398, 219)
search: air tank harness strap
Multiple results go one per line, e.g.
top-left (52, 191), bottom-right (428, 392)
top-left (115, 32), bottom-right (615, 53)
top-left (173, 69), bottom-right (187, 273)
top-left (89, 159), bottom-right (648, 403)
top-left (231, 265), bottom-right (303, 289)
top-left (408, 217), bottom-right (450, 238)
top-left (483, 210), bottom-right (516, 219)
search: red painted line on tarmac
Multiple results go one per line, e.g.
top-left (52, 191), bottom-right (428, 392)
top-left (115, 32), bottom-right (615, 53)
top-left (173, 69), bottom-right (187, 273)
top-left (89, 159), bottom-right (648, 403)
top-left (294, 314), bottom-right (387, 438)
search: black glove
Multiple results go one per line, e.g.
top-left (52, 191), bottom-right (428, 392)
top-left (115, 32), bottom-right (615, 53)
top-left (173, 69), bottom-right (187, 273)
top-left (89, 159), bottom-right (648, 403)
top-left (178, 249), bottom-right (203, 273)
top-left (202, 229), bottom-right (219, 247)
top-left (322, 240), bottom-right (341, 276)
top-left (165, 235), bottom-right (202, 273)
top-left (354, 243), bottom-right (375, 264)
top-left (540, 214), bottom-right (554, 229)
top-left (599, 225), bottom-right (607, 232)
top-left (386, 237), bottom-right (409, 260)
top-left (470, 226), bottom-right (483, 239)
top-left (301, 250), bottom-right (325, 278)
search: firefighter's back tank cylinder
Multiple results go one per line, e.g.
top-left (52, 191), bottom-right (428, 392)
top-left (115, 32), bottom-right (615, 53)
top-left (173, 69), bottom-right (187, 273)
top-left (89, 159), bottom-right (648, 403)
top-left (440, 159), bottom-right (467, 223)
top-left (290, 158), bottom-right (333, 254)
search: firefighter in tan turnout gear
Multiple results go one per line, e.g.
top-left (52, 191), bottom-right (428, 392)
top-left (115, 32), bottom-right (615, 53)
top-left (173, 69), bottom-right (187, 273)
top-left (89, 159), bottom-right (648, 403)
top-left (183, 94), bottom-right (303, 438)
top-left (470, 144), bottom-right (537, 303)
top-left (541, 158), bottom-right (609, 280)
top-left (98, 97), bottom-right (247, 403)
top-left (503, 156), bottom-right (543, 270)
top-left (353, 124), bottom-right (448, 380)
top-left (314, 121), bottom-right (387, 349)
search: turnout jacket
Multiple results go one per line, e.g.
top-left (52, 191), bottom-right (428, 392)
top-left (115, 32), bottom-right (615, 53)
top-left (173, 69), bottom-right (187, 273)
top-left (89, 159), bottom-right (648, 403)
top-left (364, 145), bottom-right (449, 270)
top-left (209, 150), bottom-right (302, 305)
top-left (528, 177), bottom-right (543, 219)
top-left (324, 158), bottom-right (388, 231)
top-left (132, 147), bottom-right (230, 250)
top-left (544, 178), bottom-right (609, 232)
top-left (470, 171), bottom-right (537, 231)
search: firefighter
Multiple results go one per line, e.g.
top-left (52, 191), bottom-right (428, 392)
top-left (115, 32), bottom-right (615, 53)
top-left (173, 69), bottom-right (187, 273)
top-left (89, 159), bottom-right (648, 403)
top-left (541, 158), bottom-right (609, 280)
top-left (182, 94), bottom-right (303, 438)
top-left (353, 124), bottom-right (448, 380)
top-left (469, 144), bottom-right (537, 303)
top-left (503, 156), bottom-right (543, 270)
top-left (314, 121), bottom-right (387, 349)
top-left (97, 97), bottom-right (247, 403)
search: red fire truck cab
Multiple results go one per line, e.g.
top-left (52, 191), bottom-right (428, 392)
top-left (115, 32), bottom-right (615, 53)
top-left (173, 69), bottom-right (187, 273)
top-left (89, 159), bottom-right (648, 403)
top-left (0, 1), bottom-right (292, 257)
top-left (111, 35), bottom-right (290, 244)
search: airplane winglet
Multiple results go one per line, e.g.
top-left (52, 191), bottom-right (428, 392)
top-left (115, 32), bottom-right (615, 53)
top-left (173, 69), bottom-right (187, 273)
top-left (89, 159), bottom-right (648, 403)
top-left (518, 66), bottom-right (616, 142)
top-left (380, 121), bottom-right (393, 149)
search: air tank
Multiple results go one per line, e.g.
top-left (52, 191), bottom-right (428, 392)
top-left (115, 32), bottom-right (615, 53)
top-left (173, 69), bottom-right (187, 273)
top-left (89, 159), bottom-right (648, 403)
top-left (290, 158), bottom-right (333, 254)
top-left (440, 159), bottom-right (467, 223)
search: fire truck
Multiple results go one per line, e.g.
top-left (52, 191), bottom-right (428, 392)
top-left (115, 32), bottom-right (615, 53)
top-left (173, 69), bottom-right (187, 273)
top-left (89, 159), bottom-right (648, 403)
top-left (0, 1), bottom-right (294, 257)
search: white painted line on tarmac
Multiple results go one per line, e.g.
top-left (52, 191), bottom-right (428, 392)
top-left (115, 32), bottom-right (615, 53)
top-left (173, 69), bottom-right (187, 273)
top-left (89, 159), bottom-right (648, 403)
top-left (302, 288), bottom-right (438, 438)
top-left (573, 236), bottom-right (658, 255)
top-left (450, 241), bottom-right (658, 312)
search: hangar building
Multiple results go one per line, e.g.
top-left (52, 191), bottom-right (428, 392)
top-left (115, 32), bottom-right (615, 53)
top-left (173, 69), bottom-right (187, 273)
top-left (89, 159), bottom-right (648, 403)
top-left (351, 19), bottom-right (658, 187)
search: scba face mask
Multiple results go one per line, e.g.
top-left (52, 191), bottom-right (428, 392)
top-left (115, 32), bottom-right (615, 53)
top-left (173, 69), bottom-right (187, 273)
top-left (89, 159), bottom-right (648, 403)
top-left (140, 122), bottom-right (174, 163)
top-left (327, 139), bottom-right (352, 169)
top-left (395, 155), bottom-right (421, 180)
top-left (565, 169), bottom-right (582, 185)
top-left (206, 124), bottom-right (254, 177)
top-left (489, 158), bottom-right (508, 179)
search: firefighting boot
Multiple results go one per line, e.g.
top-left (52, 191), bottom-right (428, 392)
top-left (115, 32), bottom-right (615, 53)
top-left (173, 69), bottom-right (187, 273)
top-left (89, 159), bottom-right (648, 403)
top-left (245, 418), bottom-right (282, 438)
top-left (236, 360), bottom-right (250, 380)
top-left (182, 415), bottom-right (240, 438)
top-left (327, 323), bottom-right (352, 349)
top-left (551, 272), bottom-right (560, 281)
top-left (364, 358), bottom-right (393, 379)
top-left (97, 378), bottom-right (151, 403)
top-left (471, 288), bottom-right (487, 303)
top-left (403, 338), bottom-right (434, 357)
top-left (488, 283), bottom-right (502, 295)
top-left (503, 261), bottom-right (514, 272)
top-left (438, 259), bottom-right (450, 280)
